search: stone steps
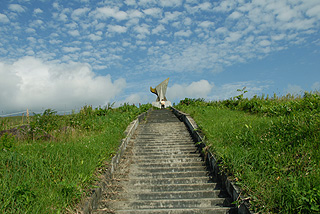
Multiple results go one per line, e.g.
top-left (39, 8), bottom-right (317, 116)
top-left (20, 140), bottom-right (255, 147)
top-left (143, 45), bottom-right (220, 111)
top-left (135, 162), bottom-right (204, 168)
top-left (127, 177), bottom-right (214, 185)
top-left (94, 109), bottom-right (235, 213)
top-left (114, 207), bottom-right (236, 214)
top-left (107, 198), bottom-right (232, 210)
top-left (122, 183), bottom-right (218, 192)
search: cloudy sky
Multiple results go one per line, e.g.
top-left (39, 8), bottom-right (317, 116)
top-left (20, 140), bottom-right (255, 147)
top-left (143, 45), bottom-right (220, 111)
top-left (0, 0), bottom-right (320, 114)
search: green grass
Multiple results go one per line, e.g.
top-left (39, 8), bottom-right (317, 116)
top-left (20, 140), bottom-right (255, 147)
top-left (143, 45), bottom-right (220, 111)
top-left (0, 104), bottom-right (151, 213)
top-left (176, 94), bottom-right (320, 213)
top-left (0, 116), bottom-right (27, 131)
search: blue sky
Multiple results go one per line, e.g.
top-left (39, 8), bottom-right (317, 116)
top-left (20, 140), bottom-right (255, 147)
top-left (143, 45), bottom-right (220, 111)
top-left (0, 0), bottom-right (320, 114)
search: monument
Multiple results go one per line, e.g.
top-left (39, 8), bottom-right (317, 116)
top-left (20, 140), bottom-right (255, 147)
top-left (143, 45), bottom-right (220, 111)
top-left (150, 78), bottom-right (172, 109)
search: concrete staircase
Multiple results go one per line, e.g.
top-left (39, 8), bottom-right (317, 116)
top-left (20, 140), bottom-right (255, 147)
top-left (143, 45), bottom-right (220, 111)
top-left (94, 109), bottom-right (235, 214)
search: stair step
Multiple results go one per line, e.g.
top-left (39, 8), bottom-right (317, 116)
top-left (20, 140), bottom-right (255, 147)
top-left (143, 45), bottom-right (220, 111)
top-left (135, 162), bottom-right (204, 168)
top-left (126, 190), bottom-right (228, 200)
top-left (122, 183), bottom-right (218, 192)
top-left (129, 171), bottom-right (209, 179)
top-left (131, 166), bottom-right (206, 173)
top-left (133, 154), bottom-right (201, 160)
top-left (134, 141), bottom-right (195, 149)
top-left (107, 198), bottom-right (233, 210)
top-left (127, 177), bottom-right (213, 185)
top-left (133, 148), bottom-right (197, 154)
top-left (133, 151), bottom-right (199, 157)
top-left (113, 207), bottom-right (236, 214)
top-left (134, 157), bottom-right (202, 164)
top-left (135, 140), bottom-right (193, 143)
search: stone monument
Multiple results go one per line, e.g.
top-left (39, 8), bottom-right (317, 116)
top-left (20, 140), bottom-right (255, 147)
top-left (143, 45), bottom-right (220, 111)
top-left (150, 78), bottom-right (172, 109)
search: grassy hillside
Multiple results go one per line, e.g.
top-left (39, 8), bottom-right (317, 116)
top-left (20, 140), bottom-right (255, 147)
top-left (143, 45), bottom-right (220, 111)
top-left (0, 104), bottom-right (151, 213)
top-left (176, 92), bottom-right (320, 213)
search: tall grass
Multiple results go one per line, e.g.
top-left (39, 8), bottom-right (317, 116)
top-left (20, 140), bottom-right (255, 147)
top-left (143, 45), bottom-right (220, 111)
top-left (176, 93), bottom-right (320, 213)
top-left (0, 104), bottom-right (151, 213)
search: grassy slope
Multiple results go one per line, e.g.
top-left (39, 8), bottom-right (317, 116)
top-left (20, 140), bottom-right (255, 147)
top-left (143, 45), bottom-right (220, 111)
top-left (0, 104), bottom-right (151, 213)
top-left (176, 96), bottom-right (320, 213)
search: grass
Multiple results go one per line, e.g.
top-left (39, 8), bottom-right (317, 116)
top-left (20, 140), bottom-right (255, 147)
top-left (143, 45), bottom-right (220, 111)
top-left (0, 116), bottom-right (27, 131)
top-left (0, 104), bottom-right (151, 213)
top-left (176, 94), bottom-right (320, 213)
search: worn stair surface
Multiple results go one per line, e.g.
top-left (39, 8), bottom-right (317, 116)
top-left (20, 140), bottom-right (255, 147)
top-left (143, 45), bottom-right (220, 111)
top-left (94, 109), bottom-right (235, 214)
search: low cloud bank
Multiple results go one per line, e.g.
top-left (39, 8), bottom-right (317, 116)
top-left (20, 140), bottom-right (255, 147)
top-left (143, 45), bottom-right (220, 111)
top-left (167, 80), bottom-right (214, 102)
top-left (0, 56), bottom-right (126, 114)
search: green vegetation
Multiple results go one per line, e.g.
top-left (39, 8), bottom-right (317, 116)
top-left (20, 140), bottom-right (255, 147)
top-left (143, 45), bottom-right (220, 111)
top-left (0, 103), bottom-right (151, 213)
top-left (176, 92), bottom-right (320, 213)
top-left (0, 116), bottom-right (26, 131)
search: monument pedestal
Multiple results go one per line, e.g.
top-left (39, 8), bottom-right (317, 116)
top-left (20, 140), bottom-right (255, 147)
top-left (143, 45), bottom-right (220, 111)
top-left (152, 101), bottom-right (172, 109)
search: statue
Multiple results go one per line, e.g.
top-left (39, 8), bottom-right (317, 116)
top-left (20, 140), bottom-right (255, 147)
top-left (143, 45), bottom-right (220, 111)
top-left (150, 78), bottom-right (172, 109)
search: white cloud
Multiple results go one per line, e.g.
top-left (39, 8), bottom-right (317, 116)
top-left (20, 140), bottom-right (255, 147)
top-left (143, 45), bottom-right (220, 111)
top-left (114, 11), bottom-right (128, 21)
top-left (71, 7), bottom-right (90, 20)
top-left (167, 80), bottom-right (214, 101)
top-left (0, 13), bottom-right (9, 23)
top-left (52, 2), bottom-right (60, 10)
top-left (209, 81), bottom-right (272, 100)
top-left (108, 25), bottom-right (127, 33)
top-left (68, 30), bottom-right (80, 37)
top-left (228, 11), bottom-right (242, 19)
top-left (306, 5), bottom-right (320, 19)
top-left (185, 2), bottom-right (212, 13)
top-left (123, 93), bottom-right (141, 105)
top-left (160, 0), bottom-right (183, 7)
top-left (213, 0), bottom-right (236, 12)
top-left (49, 39), bottom-right (62, 45)
top-left (95, 7), bottom-right (128, 21)
top-left (284, 84), bottom-right (304, 95)
top-left (276, 8), bottom-right (297, 22)
top-left (88, 33), bottom-right (102, 41)
top-left (156, 40), bottom-right (167, 45)
top-left (198, 2), bottom-right (212, 11)
top-left (259, 40), bottom-right (271, 46)
top-left (160, 11), bottom-right (182, 24)
top-left (199, 21), bottom-right (214, 28)
top-left (29, 19), bottom-right (44, 28)
top-left (33, 8), bottom-right (43, 15)
top-left (9, 4), bottom-right (25, 13)
top-left (215, 27), bottom-right (228, 35)
top-left (174, 30), bottom-right (192, 37)
top-left (138, 0), bottom-right (157, 7)
top-left (125, 0), bottom-right (136, 6)
top-left (271, 34), bottom-right (285, 41)
top-left (27, 37), bottom-right (36, 43)
top-left (95, 22), bottom-right (105, 30)
top-left (184, 17), bottom-right (192, 25)
top-left (225, 32), bottom-right (242, 42)
top-left (62, 47), bottom-right (81, 53)
top-left (311, 82), bottom-right (320, 91)
top-left (0, 57), bottom-right (126, 113)
top-left (53, 12), bottom-right (68, 22)
top-left (134, 24), bottom-right (150, 35)
top-left (152, 24), bottom-right (165, 34)
top-left (128, 10), bottom-right (144, 19)
top-left (143, 8), bottom-right (162, 18)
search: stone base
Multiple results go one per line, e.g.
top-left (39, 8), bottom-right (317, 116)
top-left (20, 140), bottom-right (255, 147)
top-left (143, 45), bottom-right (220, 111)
top-left (152, 101), bottom-right (172, 109)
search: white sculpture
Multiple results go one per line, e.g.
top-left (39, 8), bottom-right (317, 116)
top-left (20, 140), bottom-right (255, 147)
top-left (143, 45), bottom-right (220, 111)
top-left (150, 78), bottom-right (172, 109)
